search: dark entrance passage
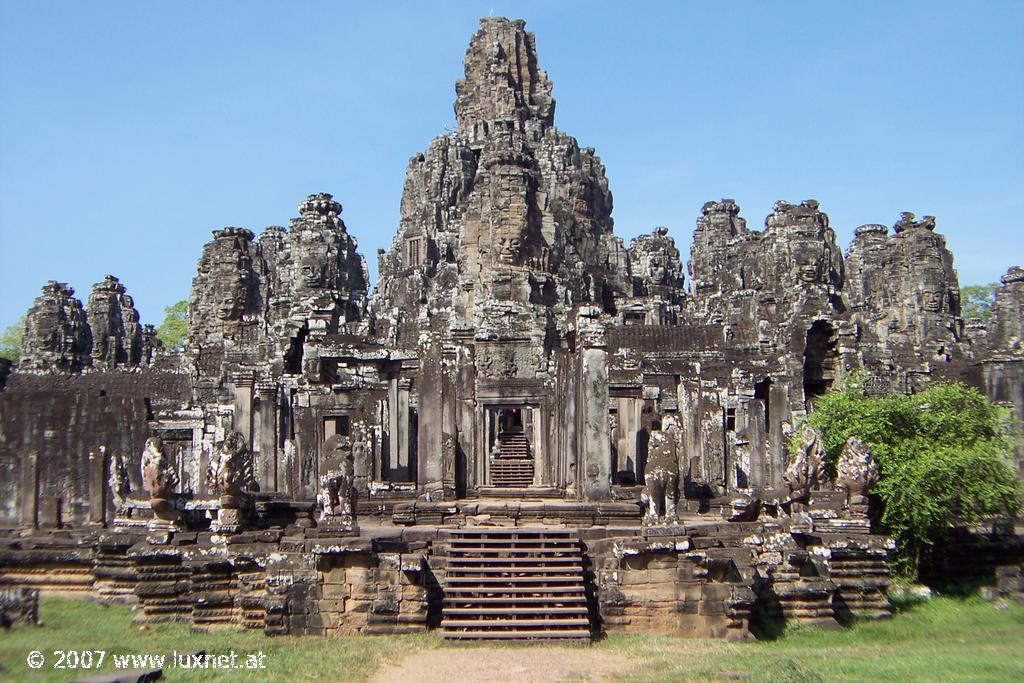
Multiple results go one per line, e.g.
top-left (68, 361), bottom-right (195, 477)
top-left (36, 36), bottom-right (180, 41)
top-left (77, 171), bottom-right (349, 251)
top-left (803, 321), bottom-right (838, 408)
top-left (488, 406), bottom-right (534, 487)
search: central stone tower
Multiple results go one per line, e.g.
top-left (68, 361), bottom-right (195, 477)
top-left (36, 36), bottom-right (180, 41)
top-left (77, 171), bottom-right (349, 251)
top-left (371, 18), bottom-right (626, 499)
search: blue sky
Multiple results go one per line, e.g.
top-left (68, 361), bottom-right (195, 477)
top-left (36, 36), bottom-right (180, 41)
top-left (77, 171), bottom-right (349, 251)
top-left (1, 1), bottom-right (1022, 331)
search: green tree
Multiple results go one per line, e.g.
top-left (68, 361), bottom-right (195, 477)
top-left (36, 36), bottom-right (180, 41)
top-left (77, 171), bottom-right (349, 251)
top-left (0, 315), bottom-right (26, 362)
top-left (156, 300), bottom-right (188, 351)
top-left (960, 283), bottom-right (998, 320)
top-left (793, 373), bottom-right (1022, 576)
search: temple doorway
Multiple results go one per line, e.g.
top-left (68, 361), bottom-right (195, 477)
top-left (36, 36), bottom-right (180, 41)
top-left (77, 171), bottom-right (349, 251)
top-left (803, 321), bottom-right (838, 409)
top-left (487, 406), bottom-right (536, 487)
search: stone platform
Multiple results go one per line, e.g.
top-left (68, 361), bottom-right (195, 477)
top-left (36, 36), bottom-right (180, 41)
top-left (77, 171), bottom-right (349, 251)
top-left (0, 494), bottom-right (901, 640)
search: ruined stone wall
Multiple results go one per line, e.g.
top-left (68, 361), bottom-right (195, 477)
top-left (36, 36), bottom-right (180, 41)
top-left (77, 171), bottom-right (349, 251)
top-left (593, 515), bottom-right (891, 639)
top-left (0, 527), bottom-right (432, 637)
top-left (0, 509), bottom-right (892, 640)
top-left (0, 370), bottom-right (191, 527)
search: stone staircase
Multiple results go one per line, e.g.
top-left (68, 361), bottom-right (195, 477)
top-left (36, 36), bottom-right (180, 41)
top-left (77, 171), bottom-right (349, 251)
top-left (441, 528), bottom-right (591, 640)
top-left (489, 430), bottom-right (534, 487)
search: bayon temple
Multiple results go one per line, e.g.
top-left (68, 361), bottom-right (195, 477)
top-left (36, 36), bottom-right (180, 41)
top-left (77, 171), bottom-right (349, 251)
top-left (0, 18), bottom-right (1021, 639)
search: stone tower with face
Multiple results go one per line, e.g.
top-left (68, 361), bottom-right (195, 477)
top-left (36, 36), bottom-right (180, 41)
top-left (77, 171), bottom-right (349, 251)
top-left (19, 281), bottom-right (92, 373)
top-left (285, 193), bottom-right (369, 338)
top-left (188, 227), bottom-right (263, 342)
top-left (86, 275), bottom-right (144, 368)
top-left (369, 17), bottom-right (628, 347)
top-left (845, 212), bottom-right (963, 379)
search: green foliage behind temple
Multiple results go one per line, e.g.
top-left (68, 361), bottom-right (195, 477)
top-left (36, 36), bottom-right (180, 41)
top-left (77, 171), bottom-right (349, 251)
top-left (0, 315), bottom-right (25, 362)
top-left (156, 300), bottom-right (188, 351)
top-left (961, 283), bottom-right (998, 320)
top-left (793, 373), bottom-right (1022, 576)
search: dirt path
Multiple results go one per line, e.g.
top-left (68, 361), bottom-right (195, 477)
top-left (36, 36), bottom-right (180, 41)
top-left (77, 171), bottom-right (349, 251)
top-left (370, 646), bottom-right (636, 683)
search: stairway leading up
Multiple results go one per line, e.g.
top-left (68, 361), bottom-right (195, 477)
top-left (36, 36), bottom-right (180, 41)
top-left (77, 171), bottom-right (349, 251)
top-left (490, 430), bottom-right (534, 487)
top-left (441, 528), bottom-right (591, 640)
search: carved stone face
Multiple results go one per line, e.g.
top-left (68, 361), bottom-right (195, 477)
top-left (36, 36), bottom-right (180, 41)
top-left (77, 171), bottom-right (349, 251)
top-left (797, 259), bottom-right (820, 284)
top-left (648, 253), bottom-right (667, 283)
top-left (220, 431), bottom-right (247, 458)
top-left (497, 235), bottom-right (522, 265)
top-left (920, 287), bottom-right (944, 313)
top-left (300, 256), bottom-right (327, 288)
top-left (217, 283), bottom-right (247, 321)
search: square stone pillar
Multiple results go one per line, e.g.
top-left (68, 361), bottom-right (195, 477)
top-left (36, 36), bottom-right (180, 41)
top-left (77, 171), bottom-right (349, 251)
top-left (232, 373), bottom-right (255, 445)
top-left (388, 377), bottom-right (412, 481)
top-left (417, 335), bottom-right (444, 493)
top-left (455, 344), bottom-right (476, 495)
top-left (19, 451), bottom-right (39, 529)
top-left (257, 384), bottom-right (278, 492)
top-left (440, 343), bottom-right (459, 499)
top-left (88, 447), bottom-right (108, 526)
top-left (578, 307), bottom-right (611, 501)
top-left (748, 400), bottom-right (766, 490)
top-left (769, 383), bottom-right (791, 488)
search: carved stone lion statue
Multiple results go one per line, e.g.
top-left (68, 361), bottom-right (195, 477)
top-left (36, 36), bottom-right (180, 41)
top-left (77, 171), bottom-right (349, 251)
top-left (207, 431), bottom-right (254, 508)
top-left (140, 436), bottom-right (179, 521)
top-left (317, 434), bottom-right (355, 523)
top-left (108, 449), bottom-right (130, 511)
top-left (836, 436), bottom-right (879, 513)
top-left (783, 424), bottom-right (829, 505)
top-left (642, 414), bottom-right (683, 524)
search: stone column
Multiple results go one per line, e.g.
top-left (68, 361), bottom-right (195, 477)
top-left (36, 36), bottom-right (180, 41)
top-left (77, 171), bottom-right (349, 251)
top-left (88, 447), bottom-right (108, 526)
top-left (616, 397), bottom-right (643, 482)
top-left (578, 307), bottom-right (611, 501)
top-left (389, 377), bottom-right (412, 481)
top-left (769, 383), bottom-right (791, 488)
top-left (257, 384), bottom-right (277, 492)
top-left (537, 402), bottom-right (552, 486)
top-left (748, 400), bottom-right (766, 491)
top-left (455, 344), bottom-right (476, 496)
top-left (417, 338), bottom-right (443, 494)
top-left (388, 378), bottom-right (398, 475)
top-left (440, 344), bottom-right (458, 498)
top-left (20, 451), bottom-right (40, 529)
top-left (474, 404), bottom-right (487, 488)
top-left (700, 393), bottom-right (725, 494)
top-left (232, 373), bottom-right (255, 445)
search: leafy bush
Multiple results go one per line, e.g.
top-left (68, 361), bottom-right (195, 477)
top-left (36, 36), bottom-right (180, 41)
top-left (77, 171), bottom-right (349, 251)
top-left (0, 315), bottom-right (25, 362)
top-left (794, 372), bottom-right (1022, 575)
top-left (156, 300), bottom-right (188, 351)
top-left (960, 283), bottom-right (998, 320)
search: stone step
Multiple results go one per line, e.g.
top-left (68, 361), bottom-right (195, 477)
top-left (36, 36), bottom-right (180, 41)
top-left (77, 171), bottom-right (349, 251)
top-left (450, 548), bottom-right (585, 557)
top-left (443, 606), bottom-right (589, 616)
top-left (447, 555), bottom-right (580, 564)
top-left (446, 575), bottom-right (585, 585)
top-left (445, 597), bottom-right (587, 606)
top-left (442, 528), bottom-right (590, 641)
top-left (450, 531), bottom-right (576, 539)
top-left (449, 534), bottom-right (577, 542)
top-left (443, 617), bottom-right (590, 628)
top-left (441, 629), bottom-right (591, 640)
top-left (444, 585), bottom-right (585, 595)
top-left (447, 565), bottom-right (583, 575)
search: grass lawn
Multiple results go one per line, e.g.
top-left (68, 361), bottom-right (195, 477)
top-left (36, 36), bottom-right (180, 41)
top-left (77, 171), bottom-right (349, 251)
top-left (0, 594), bottom-right (1021, 682)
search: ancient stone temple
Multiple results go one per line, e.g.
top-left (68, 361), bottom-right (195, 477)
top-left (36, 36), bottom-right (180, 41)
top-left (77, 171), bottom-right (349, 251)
top-left (0, 17), bottom-right (1021, 640)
